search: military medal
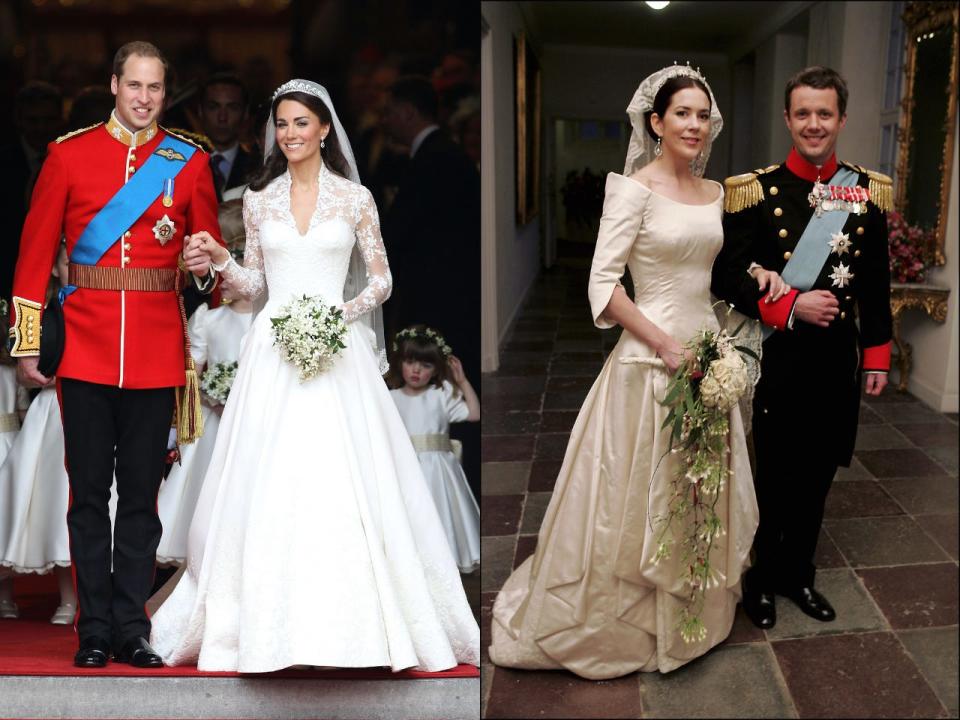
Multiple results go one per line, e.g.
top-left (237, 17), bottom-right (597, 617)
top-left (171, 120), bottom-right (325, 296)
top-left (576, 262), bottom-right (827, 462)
top-left (162, 178), bottom-right (174, 207)
top-left (828, 231), bottom-right (851, 256)
top-left (808, 178), bottom-right (828, 217)
top-left (809, 179), bottom-right (870, 216)
top-left (153, 214), bottom-right (176, 246)
top-left (829, 262), bottom-right (854, 288)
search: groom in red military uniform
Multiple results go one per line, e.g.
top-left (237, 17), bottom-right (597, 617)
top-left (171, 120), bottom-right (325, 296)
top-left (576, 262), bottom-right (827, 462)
top-left (9, 41), bottom-right (223, 667)
top-left (712, 67), bottom-right (892, 629)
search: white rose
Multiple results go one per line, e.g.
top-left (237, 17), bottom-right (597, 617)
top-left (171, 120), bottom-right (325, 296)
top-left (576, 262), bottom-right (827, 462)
top-left (699, 373), bottom-right (722, 408)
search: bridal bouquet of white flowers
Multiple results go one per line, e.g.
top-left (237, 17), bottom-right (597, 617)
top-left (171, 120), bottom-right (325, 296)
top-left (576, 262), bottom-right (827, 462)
top-left (270, 295), bottom-right (347, 381)
top-left (199, 361), bottom-right (238, 405)
top-left (652, 308), bottom-right (757, 644)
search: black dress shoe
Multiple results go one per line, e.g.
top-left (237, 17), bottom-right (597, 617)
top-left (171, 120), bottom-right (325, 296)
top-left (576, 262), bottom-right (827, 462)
top-left (779, 585), bottom-right (836, 622)
top-left (113, 636), bottom-right (164, 668)
top-left (74, 637), bottom-right (110, 668)
top-left (743, 587), bottom-right (777, 629)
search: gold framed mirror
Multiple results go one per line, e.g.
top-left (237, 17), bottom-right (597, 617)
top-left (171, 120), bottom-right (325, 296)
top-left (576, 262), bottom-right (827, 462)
top-left (515, 31), bottom-right (541, 225)
top-left (895, 1), bottom-right (959, 266)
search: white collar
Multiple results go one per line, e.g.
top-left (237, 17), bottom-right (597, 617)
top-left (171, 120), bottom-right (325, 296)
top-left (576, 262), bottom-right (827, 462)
top-left (410, 125), bottom-right (439, 158)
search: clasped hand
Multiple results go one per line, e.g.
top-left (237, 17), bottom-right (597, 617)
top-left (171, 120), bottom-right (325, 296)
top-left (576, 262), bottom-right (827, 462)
top-left (182, 231), bottom-right (228, 275)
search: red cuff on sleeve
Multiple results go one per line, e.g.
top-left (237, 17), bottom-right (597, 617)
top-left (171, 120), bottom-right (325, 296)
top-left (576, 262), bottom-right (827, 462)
top-left (757, 288), bottom-right (799, 331)
top-left (863, 341), bottom-right (891, 372)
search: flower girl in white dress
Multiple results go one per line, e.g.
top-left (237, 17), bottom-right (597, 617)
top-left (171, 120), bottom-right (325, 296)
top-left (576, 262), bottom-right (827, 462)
top-left (387, 326), bottom-right (480, 574)
top-left (150, 80), bottom-right (479, 673)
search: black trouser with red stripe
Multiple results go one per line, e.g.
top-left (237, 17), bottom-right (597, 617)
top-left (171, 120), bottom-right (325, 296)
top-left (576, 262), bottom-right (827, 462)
top-left (58, 378), bottom-right (174, 648)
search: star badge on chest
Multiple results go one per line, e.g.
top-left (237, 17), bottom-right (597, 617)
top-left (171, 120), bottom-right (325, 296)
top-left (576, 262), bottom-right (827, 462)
top-left (829, 262), bottom-right (854, 288)
top-left (828, 231), bottom-right (851, 256)
top-left (153, 214), bottom-right (176, 246)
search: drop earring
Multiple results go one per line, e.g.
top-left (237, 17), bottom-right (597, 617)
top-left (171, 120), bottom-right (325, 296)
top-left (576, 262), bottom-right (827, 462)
top-left (321, 138), bottom-right (326, 149)
top-left (654, 136), bottom-right (662, 157)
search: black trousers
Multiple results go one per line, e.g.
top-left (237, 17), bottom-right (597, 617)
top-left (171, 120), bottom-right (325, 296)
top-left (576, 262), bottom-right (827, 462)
top-left (748, 399), bottom-right (838, 593)
top-left (58, 378), bottom-right (174, 646)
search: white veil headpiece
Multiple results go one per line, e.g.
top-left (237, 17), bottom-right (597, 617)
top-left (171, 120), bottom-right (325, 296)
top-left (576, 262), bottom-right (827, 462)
top-left (623, 63), bottom-right (723, 178)
top-left (264, 78), bottom-right (388, 372)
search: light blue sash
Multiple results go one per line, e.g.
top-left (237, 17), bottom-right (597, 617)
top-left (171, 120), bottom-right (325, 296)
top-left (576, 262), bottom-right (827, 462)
top-left (61, 135), bottom-right (196, 303)
top-left (762, 166), bottom-right (859, 340)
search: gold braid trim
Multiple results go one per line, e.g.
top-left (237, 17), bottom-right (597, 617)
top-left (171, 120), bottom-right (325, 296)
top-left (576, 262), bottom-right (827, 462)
top-left (56, 122), bottom-right (103, 144)
top-left (867, 170), bottom-right (893, 213)
top-left (723, 172), bottom-right (764, 213)
top-left (162, 127), bottom-right (211, 153)
top-left (173, 271), bottom-right (204, 445)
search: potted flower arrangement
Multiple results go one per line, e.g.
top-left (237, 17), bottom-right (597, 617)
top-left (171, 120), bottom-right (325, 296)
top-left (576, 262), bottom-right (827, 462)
top-left (887, 210), bottom-right (930, 284)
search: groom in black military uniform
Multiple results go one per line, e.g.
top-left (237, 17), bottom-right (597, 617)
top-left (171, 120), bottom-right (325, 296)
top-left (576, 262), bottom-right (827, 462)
top-left (711, 66), bottom-right (893, 629)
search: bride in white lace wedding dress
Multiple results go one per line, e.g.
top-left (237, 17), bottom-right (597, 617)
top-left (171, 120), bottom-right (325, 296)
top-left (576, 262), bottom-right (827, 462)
top-left (149, 80), bottom-right (480, 673)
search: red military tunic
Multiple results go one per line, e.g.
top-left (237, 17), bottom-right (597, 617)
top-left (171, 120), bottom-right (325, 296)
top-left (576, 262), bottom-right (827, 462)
top-left (9, 113), bottom-right (222, 388)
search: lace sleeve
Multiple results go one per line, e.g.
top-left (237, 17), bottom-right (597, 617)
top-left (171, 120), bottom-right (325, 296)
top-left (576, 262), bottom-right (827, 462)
top-left (219, 190), bottom-right (266, 300)
top-left (339, 187), bottom-right (392, 323)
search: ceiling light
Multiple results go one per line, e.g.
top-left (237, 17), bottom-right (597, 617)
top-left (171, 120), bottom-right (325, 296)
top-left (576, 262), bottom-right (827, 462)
top-left (645, 1), bottom-right (670, 9)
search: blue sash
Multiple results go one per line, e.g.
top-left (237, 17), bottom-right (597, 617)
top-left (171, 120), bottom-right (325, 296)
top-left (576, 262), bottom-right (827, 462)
top-left (61, 135), bottom-right (196, 303)
top-left (762, 166), bottom-right (859, 340)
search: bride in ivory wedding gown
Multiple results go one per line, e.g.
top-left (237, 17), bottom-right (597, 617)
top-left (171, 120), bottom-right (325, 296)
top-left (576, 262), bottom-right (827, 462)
top-left (149, 79), bottom-right (480, 673)
top-left (489, 65), bottom-right (768, 679)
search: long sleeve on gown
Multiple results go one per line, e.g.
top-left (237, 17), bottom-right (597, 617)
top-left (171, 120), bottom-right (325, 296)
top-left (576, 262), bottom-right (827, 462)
top-left (587, 176), bottom-right (648, 329)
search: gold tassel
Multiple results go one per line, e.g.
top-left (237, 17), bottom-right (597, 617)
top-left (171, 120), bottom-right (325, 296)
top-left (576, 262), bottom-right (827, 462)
top-left (867, 170), bottom-right (893, 213)
top-left (173, 270), bottom-right (203, 445)
top-left (723, 173), bottom-right (764, 213)
top-left (176, 357), bottom-right (204, 444)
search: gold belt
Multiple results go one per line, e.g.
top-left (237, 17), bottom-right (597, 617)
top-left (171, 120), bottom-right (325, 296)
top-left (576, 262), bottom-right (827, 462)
top-left (0, 413), bottom-right (20, 433)
top-left (68, 264), bottom-right (177, 292)
top-left (410, 434), bottom-right (453, 453)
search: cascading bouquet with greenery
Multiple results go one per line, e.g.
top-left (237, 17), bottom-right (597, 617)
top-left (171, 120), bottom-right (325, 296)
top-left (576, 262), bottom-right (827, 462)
top-left (199, 361), bottom-right (238, 405)
top-left (270, 295), bottom-right (348, 381)
top-left (652, 307), bottom-right (758, 643)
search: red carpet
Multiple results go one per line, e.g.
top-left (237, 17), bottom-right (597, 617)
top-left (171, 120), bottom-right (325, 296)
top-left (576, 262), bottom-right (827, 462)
top-left (0, 573), bottom-right (478, 679)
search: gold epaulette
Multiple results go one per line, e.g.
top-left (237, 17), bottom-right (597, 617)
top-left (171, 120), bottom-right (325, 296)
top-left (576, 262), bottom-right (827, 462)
top-left (55, 122), bottom-right (103, 144)
top-left (867, 169), bottom-right (893, 212)
top-left (162, 127), bottom-right (212, 153)
top-left (723, 172), bottom-right (764, 213)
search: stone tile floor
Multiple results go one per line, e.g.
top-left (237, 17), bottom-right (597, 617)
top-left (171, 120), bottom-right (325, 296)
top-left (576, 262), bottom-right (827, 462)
top-left (481, 266), bottom-right (958, 719)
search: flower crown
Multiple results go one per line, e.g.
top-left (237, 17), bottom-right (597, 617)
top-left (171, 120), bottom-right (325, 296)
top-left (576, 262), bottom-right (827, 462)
top-left (393, 327), bottom-right (452, 356)
top-left (272, 79), bottom-right (326, 103)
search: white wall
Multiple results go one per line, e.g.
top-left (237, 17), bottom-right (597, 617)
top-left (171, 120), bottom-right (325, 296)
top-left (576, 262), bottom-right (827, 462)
top-left (481, 1), bottom-right (543, 357)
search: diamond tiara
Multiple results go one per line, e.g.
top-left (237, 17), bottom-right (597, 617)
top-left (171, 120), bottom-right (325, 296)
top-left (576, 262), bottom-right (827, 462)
top-left (272, 79), bottom-right (325, 102)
